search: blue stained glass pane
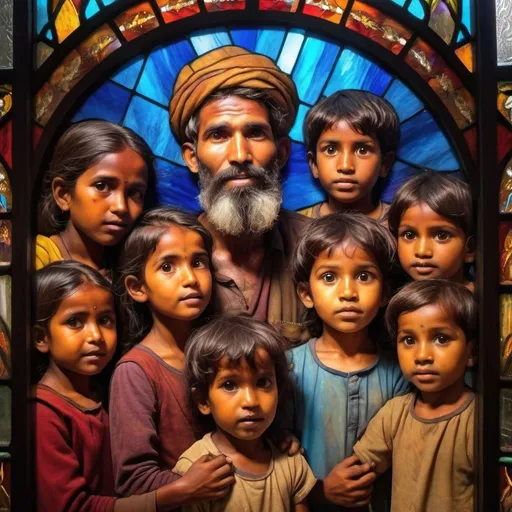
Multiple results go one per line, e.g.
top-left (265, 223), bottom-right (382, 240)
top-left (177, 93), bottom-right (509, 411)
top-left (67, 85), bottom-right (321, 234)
top-left (398, 111), bottom-right (458, 171)
top-left (85, 0), bottom-right (100, 19)
top-left (408, 0), bottom-right (425, 19)
top-left (289, 104), bottom-right (310, 143)
top-left (230, 28), bottom-right (285, 60)
top-left (380, 161), bottom-right (421, 203)
top-left (37, 0), bottom-right (48, 35)
top-left (124, 96), bottom-right (184, 164)
top-left (190, 30), bottom-right (231, 56)
top-left (136, 41), bottom-right (196, 106)
top-left (72, 82), bottom-right (131, 124)
top-left (462, 0), bottom-right (472, 34)
top-left (111, 56), bottom-right (144, 90)
top-left (102, 0), bottom-right (119, 5)
top-left (155, 159), bottom-right (201, 213)
top-left (457, 30), bottom-right (466, 42)
top-left (390, 0), bottom-right (406, 5)
top-left (282, 143), bottom-right (324, 210)
top-left (324, 49), bottom-right (392, 97)
top-left (292, 37), bottom-right (340, 105)
top-left (44, 28), bottom-right (53, 41)
top-left (384, 79), bottom-right (424, 122)
top-left (277, 29), bottom-right (305, 74)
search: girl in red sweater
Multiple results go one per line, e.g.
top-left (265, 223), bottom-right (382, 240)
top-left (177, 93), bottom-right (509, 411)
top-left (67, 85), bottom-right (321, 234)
top-left (34, 261), bottom-right (234, 512)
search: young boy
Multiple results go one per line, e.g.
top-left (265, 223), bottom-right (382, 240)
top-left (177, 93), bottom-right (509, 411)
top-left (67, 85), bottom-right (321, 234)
top-left (290, 212), bottom-right (411, 510)
top-left (174, 315), bottom-right (317, 512)
top-left (298, 90), bottom-right (399, 221)
top-left (353, 279), bottom-right (476, 511)
top-left (387, 173), bottom-right (475, 291)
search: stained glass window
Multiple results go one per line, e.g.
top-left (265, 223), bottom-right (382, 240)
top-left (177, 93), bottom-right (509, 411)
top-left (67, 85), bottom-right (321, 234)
top-left (496, 0), bottom-right (512, 66)
top-left (0, 0), bottom-right (13, 70)
top-left (0, 388), bottom-right (9, 448)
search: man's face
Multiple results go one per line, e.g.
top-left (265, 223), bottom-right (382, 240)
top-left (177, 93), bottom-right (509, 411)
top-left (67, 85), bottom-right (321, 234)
top-left (182, 96), bottom-right (290, 236)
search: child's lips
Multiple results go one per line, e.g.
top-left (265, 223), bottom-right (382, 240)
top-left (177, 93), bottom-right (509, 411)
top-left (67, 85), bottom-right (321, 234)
top-left (332, 179), bottom-right (358, 191)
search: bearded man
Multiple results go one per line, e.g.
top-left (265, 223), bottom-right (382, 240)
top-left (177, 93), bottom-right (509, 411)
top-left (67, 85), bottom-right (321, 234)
top-left (170, 46), bottom-right (310, 342)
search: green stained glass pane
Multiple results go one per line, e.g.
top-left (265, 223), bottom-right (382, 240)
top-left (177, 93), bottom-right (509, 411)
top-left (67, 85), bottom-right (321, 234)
top-left (0, 0), bottom-right (13, 69)
top-left (0, 388), bottom-right (10, 447)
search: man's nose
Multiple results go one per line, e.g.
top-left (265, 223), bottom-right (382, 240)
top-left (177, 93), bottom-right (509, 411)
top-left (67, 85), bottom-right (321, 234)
top-left (228, 133), bottom-right (252, 165)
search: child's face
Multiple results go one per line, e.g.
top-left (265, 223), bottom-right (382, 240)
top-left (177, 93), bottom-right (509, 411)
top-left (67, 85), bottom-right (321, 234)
top-left (198, 349), bottom-right (278, 441)
top-left (128, 225), bottom-right (212, 321)
top-left (308, 121), bottom-right (392, 205)
top-left (37, 283), bottom-right (117, 375)
top-left (54, 147), bottom-right (148, 246)
top-left (397, 202), bottom-right (473, 282)
top-left (299, 242), bottom-right (384, 334)
top-left (396, 303), bottom-right (474, 394)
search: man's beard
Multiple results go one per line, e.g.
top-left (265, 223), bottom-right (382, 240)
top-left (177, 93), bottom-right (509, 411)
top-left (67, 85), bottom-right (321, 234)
top-left (197, 159), bottom-right (282, 237)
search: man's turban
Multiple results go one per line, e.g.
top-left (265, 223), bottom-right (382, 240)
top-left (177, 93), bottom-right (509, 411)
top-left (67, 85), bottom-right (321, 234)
top-left (169, 46), bottom-right (299, 143)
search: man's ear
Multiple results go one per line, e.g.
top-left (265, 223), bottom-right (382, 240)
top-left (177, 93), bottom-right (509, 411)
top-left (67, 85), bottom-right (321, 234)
top-left (466, 340), bottom-right (477, 368)
top-left (182, 142), bottom-right (199, 174)
top-left (276, 136), bottom-right (291, 169)
top-left (297, 282), bottom-right (314, 309)
top-left (192, 388), bottom-right (211, 416)
top-left (379, 152), bottom-right (395, 178)
top-left (307, 151), bottom-right (319, 179)
top-left (464, 235), bottom-right (476, 263)
top-left (33, 326), bottom-right (50, 354)
top-left (124, 275), bottom-right (148, 304)
top-left (52, 177), bottom-right (72, 212)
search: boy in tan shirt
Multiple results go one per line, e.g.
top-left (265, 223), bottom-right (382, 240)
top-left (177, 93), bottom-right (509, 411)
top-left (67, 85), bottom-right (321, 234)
top-left (353, 279), bottom-right (476, 512)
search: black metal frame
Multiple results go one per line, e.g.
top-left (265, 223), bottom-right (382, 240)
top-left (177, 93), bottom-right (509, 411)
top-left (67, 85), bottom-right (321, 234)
top-left (3, 0), bottom-right (506, 509)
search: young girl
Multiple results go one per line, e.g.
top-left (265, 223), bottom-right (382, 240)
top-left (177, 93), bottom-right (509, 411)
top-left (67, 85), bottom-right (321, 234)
top-left (290, 212), bottom-right (411, 510)
top-left (36, 120), bottom-right (158, 271)
top-left (174, 314), bottom-right (317, 511)
top-left (109, 207), bottom-right (221, 497)
top-left (34, 261), bottom-right (232, 511)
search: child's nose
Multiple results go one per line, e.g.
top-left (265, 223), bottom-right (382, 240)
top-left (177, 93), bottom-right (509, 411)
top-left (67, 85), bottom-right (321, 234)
top-left (414, 237), bottom-right (433, 258)
top-left (241, 387), bottom-right (259, 407)
top-left (340, 277), bottom-right (358, 300)
top-left (338, 150), bottom-right (355, 173)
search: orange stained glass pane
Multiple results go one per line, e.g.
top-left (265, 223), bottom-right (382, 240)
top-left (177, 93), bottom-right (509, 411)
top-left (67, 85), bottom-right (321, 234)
top-left (500, 295), bottom-right (512, 376)
top-left (501, 222), bottom-right (512, 285)
top-left (499, 82), bottom-right (512, 127)
top-left (156, 0), bottom-right (200, 23)
top-left (455, 43), bottom-right (474, 72)
top-left (500, 155), bottom-right (512, 213)
top-left (259, 0), bottom-right (299, 12)
top-left (54, 0), bottom-right (80, 43)
top-left (204, 0), bottom-right (245, 12)
top-left (0, 86), bottom-right (11, 121)
top-left (405, 38), bottom-right (475, 128)
top-left (303, 0), bottom-right (348, 24)
top-left (347, 2), bottom-right (411, 55)
top-left (0, 221), bottom-right (11, 269)
top-left (115, 3), bottom-right (159, 42)
top-left (0, 163), bottom-right (11, 213)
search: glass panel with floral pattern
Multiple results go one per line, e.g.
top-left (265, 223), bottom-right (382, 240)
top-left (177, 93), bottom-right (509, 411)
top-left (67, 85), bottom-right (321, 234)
top-left (114, 3), bottom-right (160, 42)
top-left (428, 0), bottom-right (456, 44)
top-left (302, 0), bottom-right (348, 24)
top-left (157, 0), bottom-right (200, 21)
top-left (259, 0), bottom-right (299, 13)
top-left (500, 295), bottom-right (512, 377)
top-left (0, 0), bottom-right (13, 69)
top-left (496, 0), bottom-right (512, 66)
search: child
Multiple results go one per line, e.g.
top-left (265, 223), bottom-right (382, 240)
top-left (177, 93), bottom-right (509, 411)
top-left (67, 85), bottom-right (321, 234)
top-left (298, 90), bottom-right (399, 221)
top-left (387, 173), bottom-right (474, 291)
top-left (109, 207), bottom-right (216, 496)
top-left (36, 120), bottom-right (158, 271)
top-left (174, 315), bottom-right (317, 511)
top-left (353, 279), bottom-right (476, 511)
top-left (290, 212), bottom-right (411, 510)
top-left (34, 261), bottom-right (233, 511)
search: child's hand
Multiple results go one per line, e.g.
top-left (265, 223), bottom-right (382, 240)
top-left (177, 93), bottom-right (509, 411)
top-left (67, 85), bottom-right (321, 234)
top-left (275, 430), bottom-right (304, 456)
top-left (322, 456), bottom-right (376, 507)
top-left (180, 454), bottom-right (235, 503)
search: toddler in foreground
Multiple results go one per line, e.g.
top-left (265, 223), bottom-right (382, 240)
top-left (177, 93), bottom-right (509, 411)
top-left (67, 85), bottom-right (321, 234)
top-left (174, 315), bottom-right (317, 511)
top-left (353, 279), bottom-right (476, 511)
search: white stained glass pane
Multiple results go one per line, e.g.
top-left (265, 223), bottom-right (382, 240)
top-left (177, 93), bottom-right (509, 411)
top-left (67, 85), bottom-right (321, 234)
top-left (497, 0), bottom-right (512, 66)
top-left (0, 0), bottom-right (13, 70)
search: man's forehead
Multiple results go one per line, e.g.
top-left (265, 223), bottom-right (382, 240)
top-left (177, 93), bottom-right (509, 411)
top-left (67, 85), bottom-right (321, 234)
top-left (197, 96), bottom-right (271, 128)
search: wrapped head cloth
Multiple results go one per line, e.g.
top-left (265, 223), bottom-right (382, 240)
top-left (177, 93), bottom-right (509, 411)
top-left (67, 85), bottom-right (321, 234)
top-left (170, 46), bottom-right (299, 144)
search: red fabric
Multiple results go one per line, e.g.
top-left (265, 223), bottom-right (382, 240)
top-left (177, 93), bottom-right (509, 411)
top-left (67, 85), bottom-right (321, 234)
top-left (110, 345), bottom-right (207, 495)
top-left (35, 385), bottom-right (116, 512)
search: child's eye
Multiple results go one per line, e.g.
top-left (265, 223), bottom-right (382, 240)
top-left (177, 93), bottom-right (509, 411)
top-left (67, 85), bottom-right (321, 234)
top-left (434, 231), bottom-right (452, 242)
top-left (99, 315), bottom-right (115, 327)
top-left (256, 377), bottom-right (273, 389)
top-left (192, 259), bottom-right (207, 269)
top-left (322, 145), bottom-right (337, 156)
top-left (222, 381), bottom-right (237, 392)
top-left (400, 336), bottom-right (415, 346)
top-left (94, 182), bottom-right (109, 192)
top-left (66, 317), bottom-right (82, 328)
top-left (128, 188), bottom-right (144, 201)
top-left (434, 334), bottom-right (450, 345)
top-left (400, 230), bottom-right (416, 241)
top-left (161, 262), bottom-right (174, 273)
top-left (357, 271), bottom-right (374, 282)
top-left (321, 272), bottom-right (336, 284)
top-left (356, 145), bottom-right (371, 156)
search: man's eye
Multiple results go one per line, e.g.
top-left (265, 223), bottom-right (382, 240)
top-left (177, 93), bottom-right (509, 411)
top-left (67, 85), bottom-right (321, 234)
top-left (435, 231), bottom-right (452, 242)
top-left (66, 317), bottom-right (82, 328)
top-left (400, 230), bottom-right (416, 241)
top-left (222, 381), bottom-right (236, 392)
top-left (211, 131), bottom-right (225, 141)
top-left (94, 182), bottom-right (109, 192)
top-left (161, 263), bottom-right (174, 273)
top-left (322, 272), bottom-right (336, 284)
top-left (250, 128), bottom-right (264, 138)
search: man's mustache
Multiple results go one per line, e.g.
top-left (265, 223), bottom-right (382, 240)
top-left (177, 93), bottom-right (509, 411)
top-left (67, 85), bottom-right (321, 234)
top-left (203, 164), bottom-right (276, 190)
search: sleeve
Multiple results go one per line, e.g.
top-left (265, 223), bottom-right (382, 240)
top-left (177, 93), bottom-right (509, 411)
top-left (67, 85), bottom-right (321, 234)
top-left (352, 401), bottom-right (395, 475)
top-left (171, 456), bottom-right (195, 476)
top-left (35, 235), bottom-right (62, 270)
top-left (109, 362), bottom-right (179, 495)
top-left (35, 402), bottom-right (116, 512)
top-left (291, 453), bottom-right (317, 504)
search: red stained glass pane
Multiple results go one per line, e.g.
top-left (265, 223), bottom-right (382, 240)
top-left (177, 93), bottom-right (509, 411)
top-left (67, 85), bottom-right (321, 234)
top-left (259, 0), bottom-right (299, 12)
top-left (204, 0), bottom-right (245, 12)
top-left (347, 2), bottom-right (411, 55)
top-left (499, 123), bottom-right (512, 163)
top-left (115, 3), bottom-right (159, 42)
top-left (0, 122), bottom-right (11, 168)
top-left (498, 82), bottom-right (512, 127)
top-left (156, 0), bottom-right (200, 22)
top-left (33, 125), bottom-right (43, 151)
top-left (303, 0), bottom-right (348, 24)
top-left (405, 38), bottom-right (475, 128)
top-left (463, 126), bottom-right (477, 162)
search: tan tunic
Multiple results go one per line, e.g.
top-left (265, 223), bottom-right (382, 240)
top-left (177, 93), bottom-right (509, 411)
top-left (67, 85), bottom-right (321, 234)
top-left (173, 433), bottom-right (317, 512)
top-left (353, 392), bottom-right (474, 512)
top-left (297, 201), bottom-right (390, 224)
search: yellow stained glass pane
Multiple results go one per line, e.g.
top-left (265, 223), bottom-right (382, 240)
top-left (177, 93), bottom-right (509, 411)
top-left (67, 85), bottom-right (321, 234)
top-left (455, 43), bottom-right (474, 72)
top-left (499, 82), bottom-right (512, 126)
top-left (303, 0), bottom-right (348, 25)
top-left (0, 87), bottom-right (11, 122)
top-left (55, 0), bottom-right (80, 43)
